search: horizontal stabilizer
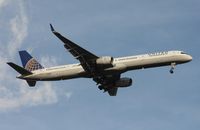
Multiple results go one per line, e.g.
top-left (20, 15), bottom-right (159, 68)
top-left (7, 62), bottom-right (32, 75)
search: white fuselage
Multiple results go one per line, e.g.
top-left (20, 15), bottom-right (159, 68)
top-left (19, 51), bottom-right (192, 81)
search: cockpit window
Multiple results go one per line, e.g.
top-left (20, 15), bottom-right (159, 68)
top-left (181, 52), bottom-right (187, 54)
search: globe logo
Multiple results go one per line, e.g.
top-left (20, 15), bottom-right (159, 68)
top-left (25, 58), bottom-right (43, 71)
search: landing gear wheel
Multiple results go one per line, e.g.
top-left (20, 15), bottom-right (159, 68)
top-left (98, 85), bottom-right (103, 90)
top-left (170, 63), bottom-right (176, 74)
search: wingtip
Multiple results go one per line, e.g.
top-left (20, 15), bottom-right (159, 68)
top-left (50, 23), bottom-right (55, 32)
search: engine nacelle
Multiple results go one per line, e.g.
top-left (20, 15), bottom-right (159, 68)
top-left (115, 77), bottom-right (132, 88)
top-left (96, 56), bottom-right (114, 68)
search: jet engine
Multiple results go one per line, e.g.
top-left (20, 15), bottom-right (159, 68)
top-left (96, 56), bottom-right (114, 68)
top-left (115, 77), bottom-right (132, 88)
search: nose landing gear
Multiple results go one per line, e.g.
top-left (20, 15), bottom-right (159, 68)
top-left (170, 69), bottom-right (174, 74)
top-left (170, 63), bottom-right (176, 74)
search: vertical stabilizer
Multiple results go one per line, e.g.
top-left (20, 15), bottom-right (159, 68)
top-left (19, 50), bottom-right (44, 72)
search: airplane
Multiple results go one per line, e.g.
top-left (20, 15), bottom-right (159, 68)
top-left (7, 24), bottom-right (192, 96)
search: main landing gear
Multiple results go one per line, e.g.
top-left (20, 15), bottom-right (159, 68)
top-left (98, 85), bottom-right (108, 93)
top-left (93, 77), bottom-right (107, 92)
top-left (170, 63), bottom-right (176, 74)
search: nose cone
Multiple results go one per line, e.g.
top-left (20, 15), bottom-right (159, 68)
top-left (186, 55), bottom-right (193, 62)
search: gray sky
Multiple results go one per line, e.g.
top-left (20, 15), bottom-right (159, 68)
top-left (0, 0), bottom-right (199, 130)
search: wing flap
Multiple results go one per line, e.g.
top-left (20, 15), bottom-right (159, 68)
top-left (108, 88), bottom-right (118, 96)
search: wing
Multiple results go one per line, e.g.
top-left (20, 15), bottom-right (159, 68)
top-left (50, 24), bottom-right (98, 73)
top-left (50, 24), bottom-right (120, 96)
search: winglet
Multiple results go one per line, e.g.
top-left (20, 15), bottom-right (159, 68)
top-left (50, 23), bottom-right (55, 32)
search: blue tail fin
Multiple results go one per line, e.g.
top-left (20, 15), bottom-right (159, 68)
top-left (19, 50), bottom-right (44, 72)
